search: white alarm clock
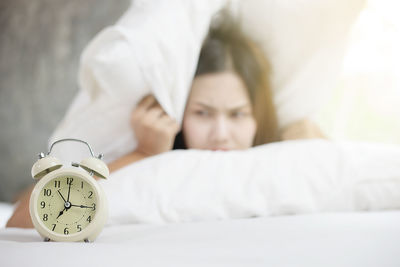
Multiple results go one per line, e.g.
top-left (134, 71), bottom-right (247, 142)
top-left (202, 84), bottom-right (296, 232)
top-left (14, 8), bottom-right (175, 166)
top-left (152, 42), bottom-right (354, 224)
top-left (29, 138), bottom-right (109, 242)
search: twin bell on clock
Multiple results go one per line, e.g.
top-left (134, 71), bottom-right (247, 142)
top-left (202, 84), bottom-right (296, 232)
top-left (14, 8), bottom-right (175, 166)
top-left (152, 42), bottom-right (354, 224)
top-left (29, 138), bottom-right (109, 243)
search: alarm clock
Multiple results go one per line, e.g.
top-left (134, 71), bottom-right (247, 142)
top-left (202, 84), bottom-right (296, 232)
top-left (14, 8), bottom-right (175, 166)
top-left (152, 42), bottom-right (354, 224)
top-left (29, 138), bottom-right (109, 242)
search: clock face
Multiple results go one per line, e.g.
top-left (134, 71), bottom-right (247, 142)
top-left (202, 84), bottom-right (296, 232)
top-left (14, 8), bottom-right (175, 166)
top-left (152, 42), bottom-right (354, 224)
top-left (36, 175), bottom-right (97, 236)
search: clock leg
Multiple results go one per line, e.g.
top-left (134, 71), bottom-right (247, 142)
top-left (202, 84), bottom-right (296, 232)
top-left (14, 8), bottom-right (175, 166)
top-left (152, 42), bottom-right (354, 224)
top-left (44, 237), bottom-right (51, 242)
top-left (84, 238), bottom-right (90, 243)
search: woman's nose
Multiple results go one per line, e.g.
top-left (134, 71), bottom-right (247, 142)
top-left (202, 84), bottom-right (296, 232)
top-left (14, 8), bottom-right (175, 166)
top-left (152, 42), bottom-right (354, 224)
top-left (211, 116), bottom-right (229, 143)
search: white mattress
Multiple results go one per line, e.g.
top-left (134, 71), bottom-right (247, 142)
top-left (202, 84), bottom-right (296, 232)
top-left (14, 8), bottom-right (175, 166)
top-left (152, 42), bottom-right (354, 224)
top-left (1, 211), bottom-right (399, 267)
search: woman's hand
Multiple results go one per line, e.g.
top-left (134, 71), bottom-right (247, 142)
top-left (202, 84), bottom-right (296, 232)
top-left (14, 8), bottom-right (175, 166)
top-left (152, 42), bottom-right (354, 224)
top-left (280, 119), bottom-right (326, 140)
top-left (131, 95), bottom-right (180, 156)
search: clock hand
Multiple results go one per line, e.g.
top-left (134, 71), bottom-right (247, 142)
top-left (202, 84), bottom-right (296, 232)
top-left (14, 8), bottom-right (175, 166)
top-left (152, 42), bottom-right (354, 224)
top-left (56, 207), bottom-right (66, 219)
top-left (67, 182), bottom-right (72, 202)
top-left (57, 189), bottom-right (67, 203)
top-left (70, 204), bottom-right (93, 209)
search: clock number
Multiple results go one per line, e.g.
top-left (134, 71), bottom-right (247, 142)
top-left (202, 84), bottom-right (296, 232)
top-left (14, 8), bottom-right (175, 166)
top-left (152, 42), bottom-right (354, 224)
top-left (92, 203), bottom-right (96, 211)
top-left (54, 180), bottom-right (60, 188)
top-left (81, 181), bottom-right (84, 189)
top-left (77, 225), bottom-right (82, 232)
top-left (43, 189), bottom-right (51, 196)
top-left (52, 224), bottom-right (56, 231)
top-left (88, 191), bottom-right (93, 199)
top-left (40, 201), bottom-right (46, 209)
top-left (43, 214), bottom-right (48, 221)
top-left (67, 178), bottom-right (73, 185)
top-left (64, 228), bottom-right (69, 235)
top-left (87, 216), bottom-right (92, 223)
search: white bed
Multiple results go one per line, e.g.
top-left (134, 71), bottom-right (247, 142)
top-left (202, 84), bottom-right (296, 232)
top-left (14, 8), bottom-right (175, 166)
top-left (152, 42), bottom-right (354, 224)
top-left (1, 211), bottom-right (399, 267)
top-left (2, 139), bottom-right (400, 266)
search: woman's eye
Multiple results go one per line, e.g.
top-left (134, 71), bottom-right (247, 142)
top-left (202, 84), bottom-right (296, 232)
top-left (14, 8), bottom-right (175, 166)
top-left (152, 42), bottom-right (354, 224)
top-left (194, 110), bottom-right (210, 117)
top-left (231, 111), bottom-right (247, 118)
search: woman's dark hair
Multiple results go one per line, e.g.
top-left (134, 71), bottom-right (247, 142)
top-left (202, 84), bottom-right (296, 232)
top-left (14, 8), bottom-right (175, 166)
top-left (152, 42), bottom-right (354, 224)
top-left (173, 14), bottom-right (279, 149)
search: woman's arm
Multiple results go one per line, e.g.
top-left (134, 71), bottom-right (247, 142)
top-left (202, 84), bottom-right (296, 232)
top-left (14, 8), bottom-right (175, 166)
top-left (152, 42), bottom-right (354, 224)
top-left (108, 150), bottom-right (148, 172)
top-left (6, 185), bottom-right (34, 228)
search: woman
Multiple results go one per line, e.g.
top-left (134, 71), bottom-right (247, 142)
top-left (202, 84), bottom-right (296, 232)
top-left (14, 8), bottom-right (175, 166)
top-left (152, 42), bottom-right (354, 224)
top-left (108, 18), bottom-right (280, 172)
top-left (6, 17), bottom-right (324, 228)
top-left (108, 17), bottom-right (324, 172)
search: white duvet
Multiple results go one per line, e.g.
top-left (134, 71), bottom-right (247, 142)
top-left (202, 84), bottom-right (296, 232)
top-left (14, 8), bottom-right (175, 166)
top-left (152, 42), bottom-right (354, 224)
top-left (101, 140), bottom-right (400, 225)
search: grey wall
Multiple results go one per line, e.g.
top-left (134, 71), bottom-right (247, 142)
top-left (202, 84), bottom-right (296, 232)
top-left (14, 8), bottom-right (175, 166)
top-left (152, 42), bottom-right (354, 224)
top-left (0, 0), bottom-right (131, 202)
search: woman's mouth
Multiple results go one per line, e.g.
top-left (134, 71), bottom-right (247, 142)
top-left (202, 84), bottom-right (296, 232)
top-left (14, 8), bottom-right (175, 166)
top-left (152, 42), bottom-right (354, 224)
top-left (211, 147), bottom-right (229, 151)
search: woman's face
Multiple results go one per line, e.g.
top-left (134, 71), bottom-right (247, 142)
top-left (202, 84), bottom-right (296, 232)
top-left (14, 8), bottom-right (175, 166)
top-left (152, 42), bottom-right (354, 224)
top-left (182, 71), bottom-right (257, 151)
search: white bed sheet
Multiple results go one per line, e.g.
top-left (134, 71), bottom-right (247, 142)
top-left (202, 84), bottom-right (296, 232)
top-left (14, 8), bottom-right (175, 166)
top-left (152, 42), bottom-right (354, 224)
top-left (1, 211), bottom-right (399, 267)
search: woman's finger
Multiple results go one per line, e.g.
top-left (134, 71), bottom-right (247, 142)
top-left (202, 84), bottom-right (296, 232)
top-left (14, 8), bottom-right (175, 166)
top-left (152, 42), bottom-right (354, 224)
top-left (160, 116), bottom-right (180, 133)
top-left (136, 94), bottom-right (157, 111)
top-left (145, 105), bottom-right (166, 122)
top-left (132, 95), bottom-right (158, 120)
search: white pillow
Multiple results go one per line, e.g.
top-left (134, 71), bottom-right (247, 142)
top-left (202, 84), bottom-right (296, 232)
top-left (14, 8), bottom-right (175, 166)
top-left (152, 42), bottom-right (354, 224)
top-left (238, 0), bottom-right (366, 127)
top-left (49, 0), bottom-right (364, 163)
top-left (100, 140), bottom-right (400, 224)
top-left (49, 0), bottom-right (227, 162)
